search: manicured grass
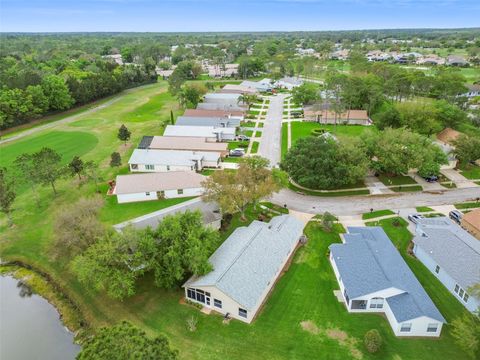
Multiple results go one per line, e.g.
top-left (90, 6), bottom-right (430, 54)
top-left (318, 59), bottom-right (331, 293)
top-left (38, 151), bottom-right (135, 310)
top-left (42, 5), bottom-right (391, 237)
top-left (416, 206), bottom-right (434, 212)
top-left (259, 202), bottom-right (289, 214)
top-left (227, 141), bottom-right (248, 150)
top-left (290, 122), bottom-right (374, 149)
top-left (244, 130), bottom-right (254, 137)
top-left (377, 174), bottom-right (417, 186)
top-left (249, 110), bottom-right (261, 116)
top-left (242, 121), bottom-right (256, 128)
top-left (200, 169), bottom-right (215, 176)
top-left (424, 213), bottom-right (445, 218)
top-left (455, 202), bottom-right (480, 210)
top-left (281, 123), bottom-right (289, 158)
top-left (362, 209), bottom-right (395, 220)
top-left (390, 185), bottom-right (423, 192)
top-left (254, 131), bottom-right (262, 137)
top-left (223, 157), bottom-right (242, 163)
top-left (251, 141), bottom-right (259, 154)
top-left (288, 183), bottom-right (370, 197)
top-left (458, 163), bottom-right (480, 180)
top-left (258, 122), bottom-right (264, 128)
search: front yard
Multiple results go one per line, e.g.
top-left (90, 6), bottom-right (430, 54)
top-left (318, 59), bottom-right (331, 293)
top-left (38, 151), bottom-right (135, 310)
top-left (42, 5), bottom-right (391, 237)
top-left (459, 163), bottom-right (480, 180)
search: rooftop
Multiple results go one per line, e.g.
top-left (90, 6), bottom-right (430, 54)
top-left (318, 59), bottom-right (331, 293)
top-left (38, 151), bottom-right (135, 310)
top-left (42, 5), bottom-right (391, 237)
top-left (414, 217), bottom-right (480, 291)
top-left (330, 227), bottom-right (445, 323)
top-left (148, 136), bottom-right (228, 153)
top-left (197, 103), bottom-right (246, 112)
top-left (176, 116), bottom-right (241, 128)
top-left (462, 208), bottom-right (480, 229)
top-left (163, 125), bottom-right (235, 138)
top-left (436, 127), bottom-right (462, 145)
top-left (185, 215), bottom-right (304, 310)
top-left (114, 171), bottom-right (206, 195)
top-left (128, 148), bottom-right (221, 166)
top-left (184, 109), bottom-right (245, 118)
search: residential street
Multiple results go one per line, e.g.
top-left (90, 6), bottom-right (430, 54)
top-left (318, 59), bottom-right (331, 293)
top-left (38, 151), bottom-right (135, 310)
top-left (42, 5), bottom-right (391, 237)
top-left (271, 187), bottom-right (480, 215)
top-left (258, 94), bottom-right (286, 167)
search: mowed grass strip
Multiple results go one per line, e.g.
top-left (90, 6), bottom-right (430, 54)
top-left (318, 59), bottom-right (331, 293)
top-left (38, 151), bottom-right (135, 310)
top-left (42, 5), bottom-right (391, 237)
top-left (362, 209), bottom-right (395, 220)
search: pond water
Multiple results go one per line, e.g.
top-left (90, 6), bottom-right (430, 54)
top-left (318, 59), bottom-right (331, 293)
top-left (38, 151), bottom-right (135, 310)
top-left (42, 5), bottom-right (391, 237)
top-left (0, 275), bottom-right (81, 360)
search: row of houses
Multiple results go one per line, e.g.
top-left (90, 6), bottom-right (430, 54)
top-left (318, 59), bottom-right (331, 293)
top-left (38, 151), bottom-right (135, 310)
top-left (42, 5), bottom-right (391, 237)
top-left (113, 84), bottom-right (254, 203)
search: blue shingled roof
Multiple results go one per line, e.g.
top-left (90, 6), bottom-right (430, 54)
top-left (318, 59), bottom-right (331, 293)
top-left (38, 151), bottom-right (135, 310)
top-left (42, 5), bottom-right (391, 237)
top-left (329, 227), bottom-right (445, 323)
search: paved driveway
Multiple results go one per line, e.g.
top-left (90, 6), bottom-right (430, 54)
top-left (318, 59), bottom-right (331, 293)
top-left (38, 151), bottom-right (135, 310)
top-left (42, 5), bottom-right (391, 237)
top-left (272, 187), bottom-right (480, 216)
top-left (441, 169), bottom-right (478, 188)
top-left (258, 94), bottom-right (286, 167)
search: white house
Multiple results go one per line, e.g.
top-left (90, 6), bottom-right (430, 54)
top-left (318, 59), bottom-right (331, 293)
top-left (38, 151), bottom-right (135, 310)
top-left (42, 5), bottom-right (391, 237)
top-left (203, 93), bottom-right (244, 107)
top-left (128, 149), bottom-right (221, 173)
top-left (240, 80), bottom-right (272, 92)
top-left (196, 102), bottom-right (246, 112)
top-left (275, 77), bottom-right (304, 90)
top-left (329, 227), bottom-right (445, 337)
top-left (175, 116), bottom-right (241, 128)
top-left (183, 215), bottom-right (305, 323)
top-left (413, 217), bottom-right (480, 313)
top-left (113, 172), bottom-right (206, 204)
top-left (163, 125), bottom-right (236, 142)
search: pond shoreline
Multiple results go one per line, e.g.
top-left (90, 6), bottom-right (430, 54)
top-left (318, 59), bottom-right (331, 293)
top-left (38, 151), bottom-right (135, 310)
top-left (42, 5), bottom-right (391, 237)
top-left (0, 261), bottom-right (90, 343)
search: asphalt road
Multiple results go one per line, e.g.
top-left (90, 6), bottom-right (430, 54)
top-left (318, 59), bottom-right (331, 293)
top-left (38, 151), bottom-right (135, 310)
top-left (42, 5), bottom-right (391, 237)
top-left (258, 94), bottom-right (286, 167)
top-left (271, 187), bottom-right (480, 215)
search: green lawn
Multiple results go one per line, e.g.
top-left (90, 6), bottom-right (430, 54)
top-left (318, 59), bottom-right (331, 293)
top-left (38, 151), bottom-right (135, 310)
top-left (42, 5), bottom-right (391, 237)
top-left (228, 141), bottom-right (249, 150)
top-left (258, 122), bottom-right (264, 128)
top-left (416, 206), bottom-right (434, 212)
top-left (377, 174), bottom-right (417, 186)
top-left (281, 123), bottom-right (289, 158)
top-left (251, 141), bottom-right (259, 154)
top-left (255, 131), bottom-right (262, 137)
top-left (242, 121), bottom-right (256, 128)
top-left (455, 202), bottom-right (480, 210)
top-left (362, 209), bottom-right (395, 220)
top-left (290, 122), bottom-right (373, 149)
top-left (458, 163), bottom-right (480, 180)
top-left (390, 185), bottom-right (423, 192)
top-left (288, 183), bottom-right (370, 197)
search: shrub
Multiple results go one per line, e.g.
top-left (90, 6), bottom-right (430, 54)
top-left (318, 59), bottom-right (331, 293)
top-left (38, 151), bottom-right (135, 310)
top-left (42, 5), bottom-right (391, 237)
top-left (110, 152), bottom-right (121, 167)
top-left (364, 329), bottom-right (382, 353)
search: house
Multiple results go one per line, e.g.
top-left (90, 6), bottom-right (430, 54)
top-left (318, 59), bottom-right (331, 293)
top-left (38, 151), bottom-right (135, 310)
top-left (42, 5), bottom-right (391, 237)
top-left (275, 77), bottom-right (304, 90)
top-left (128, 149), bottom-right (221, 173)
top-left (139, 136), bottom-right (228, 156)
top-left (447, 55), bottom-right (469, 67)
top-left (416, 55), bottom-right (445, 66)
top-left (329, 227), bottom-right (445, 337)
top-left (184, 108), bottom-right (245, 120)
top-left (304, 106), bottom-right (371, 125)
top-left (156, 69), bottom-right (174, 79)
top-left (240, 80), bottom-right (272, 92)
top-left (219, 84), bottom-right (258, 95)
top-left (436, 127), bottom-right (462, 146)
top-left (435, 127), bottom-right (462, 169)
top-left (330, 49), bottom-right (350, 60)
top-left (176, 116), bottom-right (241, 128)
top-left (413, 217), bottom-right (480, 313)
top-left (197, 102), bottom-right (247, 112)
top-left (102, 54), bottom-right (123, 65)
top-left (113, 197), bottom-right (222, 230)
top-left (462, 209), bottom-right (480, 240)
top-left (163, 125), bottom-right (236, 141)
top-left (206, 63), bottom-right (239, 78)
top-left (183, 215), bottom-right (305, 323)
top-left (113, 172), bottom-right (205, 204)
top-left (203, 93), bottom-right (245, 108)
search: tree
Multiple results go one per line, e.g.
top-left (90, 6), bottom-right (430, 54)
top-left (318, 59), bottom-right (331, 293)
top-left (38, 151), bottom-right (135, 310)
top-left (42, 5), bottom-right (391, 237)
top-left (291, 83), bottom-right (319, 105)
top-left (41, 75), bottom-right (74, 111)
top-left (77, 321), bottom-right (178, 360)
top-left (372, 102), bottom-right (403, 130)
top-left (321, 212), bottom-right (336, 232)
top-left (364, 329), bottom-right (383, 353)
top-left (31, 147), bottom-right (64, 195)
top-left (203, 156), bottom-right (281, 220)
top-left (117, 124), bottom-right (131, 145)
top-left (362, 128), bottom-right (447, 176)
top-left (453, 135), bottom-right (480, 165)
top-left (151, 211), bottom-right (219, 288)
top-left (110, 152), bottom-right (121, 167)
top-left (68, 156), bottom-right (84, 180)
top-left (396, 102), bottom-right (442, 136)
top-left (0, 167), bottom-right (16, 226)
top-left (52, 197), bottom-right (105, 259)
top-left (168, 61), bottom-right (203, 94)
top-left (177, 83), bottom-right (207, 108)
top-left (84, 161), bottom-right (102, 192)
top-left (13, 153), bottom-right (40, 206)
top-left (434, 100), bottom-right (467, 128)
top-left (72, 227), bottom-right (156, 299)
top-left (451, 314), bottom-right (480, 359)
top-left (170, 109), bottom-right (175, 125)
top-left (281, 137), bottom-right (369, 190)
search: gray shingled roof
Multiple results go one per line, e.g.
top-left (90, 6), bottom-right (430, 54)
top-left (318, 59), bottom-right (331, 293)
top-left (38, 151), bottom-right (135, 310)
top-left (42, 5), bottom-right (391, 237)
top-left (113, 198), bottom-right (221, 231)
top-left (176, 116), bottom-right (241, 128)
top-left (414, 217), bottom-right (480, 291)
top-left (330, 227), bottom-right (445, 323)
top-left (184, 215), bottom-right (304, 310)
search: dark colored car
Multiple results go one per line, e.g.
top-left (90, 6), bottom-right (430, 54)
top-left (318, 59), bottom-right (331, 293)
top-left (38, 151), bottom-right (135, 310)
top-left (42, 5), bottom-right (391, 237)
top-left (423, 175), bottom-right (438, 183)
top-left (449, 210), bottom-right (462, 224)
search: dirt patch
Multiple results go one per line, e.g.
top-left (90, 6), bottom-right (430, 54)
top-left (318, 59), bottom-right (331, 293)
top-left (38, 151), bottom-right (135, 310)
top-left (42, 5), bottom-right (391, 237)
top-left (300, 320), bottom-right (320, 335)
top-left (326, 327), bottom-right (363, 360)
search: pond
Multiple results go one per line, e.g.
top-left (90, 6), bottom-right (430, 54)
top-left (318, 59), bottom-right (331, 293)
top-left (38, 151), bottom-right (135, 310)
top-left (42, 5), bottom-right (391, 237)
top-left (0, 275), bottom-right (81, 360)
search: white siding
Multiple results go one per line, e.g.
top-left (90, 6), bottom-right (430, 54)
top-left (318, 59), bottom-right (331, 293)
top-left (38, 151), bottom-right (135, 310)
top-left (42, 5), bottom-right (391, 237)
top-left (130, 164), bottom-right (195, 173)
top-left (117, 186), bottom-right (203, 204)
top-left (413, 244), bottom-right (479, 313)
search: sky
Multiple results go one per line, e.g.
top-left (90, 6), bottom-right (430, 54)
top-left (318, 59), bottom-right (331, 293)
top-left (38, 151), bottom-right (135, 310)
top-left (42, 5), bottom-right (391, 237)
top-left (1, 0), bottom-right (479, 32)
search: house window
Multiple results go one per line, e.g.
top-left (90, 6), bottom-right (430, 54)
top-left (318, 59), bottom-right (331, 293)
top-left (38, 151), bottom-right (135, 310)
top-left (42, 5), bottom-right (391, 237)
top-left (214, 299), bottom-right (222, 309)
top-left (146, 192), bottom-right (150, 196)
top-left (400, 323), bottom-right (412, 332)
top-left (463, 293), bottom-right (469, 303)
top-left (343, 289), bottom-right (350, 305)
top-left (145, 164), bottom-right (154, 170)
top-left (454, 285), bottom-right (459, 293)
top-left (166, 165), bottom-right (170, 171)
top-left (427, 323), bottom-right (438, 333)
top-left (369, 297), bottom-right (384, 309)
top-left (186, 288), bottom-right (208, 305)
top-left (177, 189), bottom-right (184, 195)
top-left (435, 265), bottom-right (440, 274)
top-left (131, 164), bottom-right (138, 170)
top-left (238, 308), bottom-right (247, 318)
top-left (459, 289), bottom-right (464, 298)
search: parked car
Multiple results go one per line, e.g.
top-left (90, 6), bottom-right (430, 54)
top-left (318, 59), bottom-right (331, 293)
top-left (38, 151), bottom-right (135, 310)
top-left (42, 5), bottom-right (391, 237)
top-left (449, 210), bottom-right (462, 224)
top-left (236, 135), bottom-right (250, 141)
top-left (229, 148), bottom-right (245, 157)
top-left (408, 213), bottom-right (425, 224)
top-left (423, 175), bottom-right (438, 183)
